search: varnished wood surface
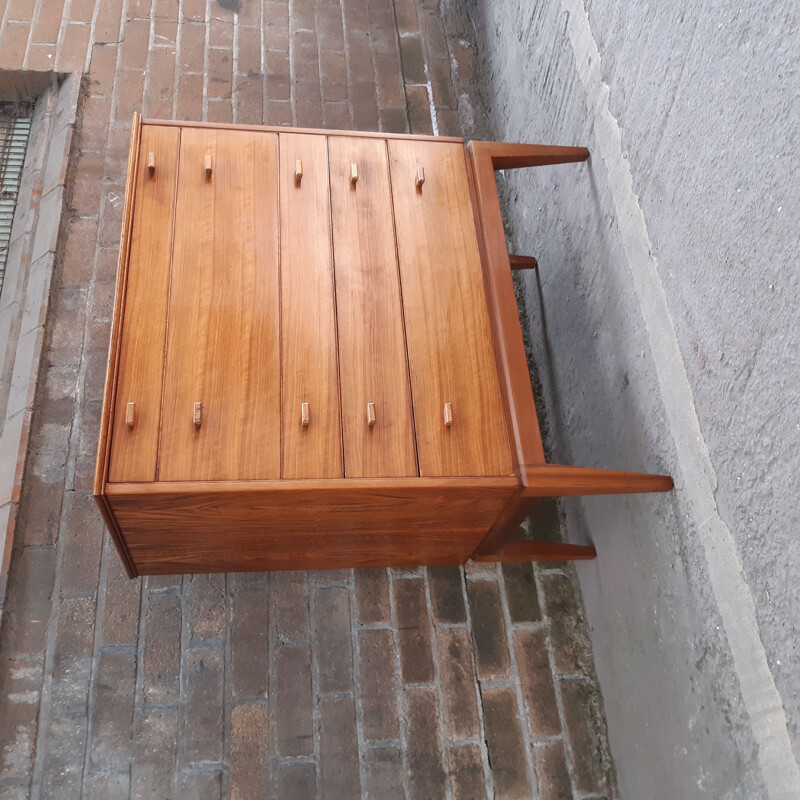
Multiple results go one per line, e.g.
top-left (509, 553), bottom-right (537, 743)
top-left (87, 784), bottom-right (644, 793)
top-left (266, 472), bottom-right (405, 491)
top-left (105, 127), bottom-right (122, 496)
top-left (328, 136), bottom-right (417, 478)
top-left (108, 125), bottom-right (180, 482)
top-left (522, 464), bottom-right (674, 496)
top-left (388, 139), bottom-right (513, 478)
top-left (467, 142), bottom-right (546, 474)
top-left (279, 133), bottom-right (343, 478)
top-left (472, 539), bottom-right (597, 562)
top-left (94, 113), bottom-right (142, 496)
top-left (108, 479), bottom-right (515, 573)
top-left (144, 117), bottom-right (464, 144)
top-left (158, 128), bottom-right (281, 481)
top-left (470, 141), bottom-right (589, 169)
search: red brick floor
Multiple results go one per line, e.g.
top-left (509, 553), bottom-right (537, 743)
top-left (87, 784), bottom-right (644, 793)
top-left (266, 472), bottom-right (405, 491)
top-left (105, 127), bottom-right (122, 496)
top-left (0, 0), bottom-right (616, 797)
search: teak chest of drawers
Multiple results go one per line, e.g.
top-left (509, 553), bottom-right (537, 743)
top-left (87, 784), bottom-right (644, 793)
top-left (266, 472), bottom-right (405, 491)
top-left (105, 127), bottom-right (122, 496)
top-left (95, 116), bottom-right (672, 577)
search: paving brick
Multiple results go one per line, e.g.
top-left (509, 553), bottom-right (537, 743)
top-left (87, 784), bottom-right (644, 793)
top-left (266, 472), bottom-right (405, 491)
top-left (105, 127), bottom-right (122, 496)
top-left (394, 577), bottom-right (434, 684)
top-left (358, 628), bottom-right (398, 740)
top-left (266, 49), bottom-right (291, 101)
top-left (324, 100), bottom-right (351, 130)
top-left (186, 573), bottom-right (226, 641)
top-left (399, 34), bottom-right (426, 84)
top-left (366, 10), bottom-right (398, 58)
top-left (353, 80), bottom-right (380, 130)
top-left (266, 99), bottom-right (293, 126)
top-left (153, 15), bottom-right (178, 46)
top-left (230, 704), bottom-right (270, 800)
top-left (0, 658), bottom-right (42, 781)
top-left (94, 0), bottom-right (124, 43)
top-left (429, 58), bottom-right (458, 110)
top-left (292, 0), bottom-right (316, 32)
top-left (502, 562), bottom-right (541, 622)
top-left (27, 42), bottom-right (57, 71)
top-left (379, 106), bottom-right (408, 133)
top-left (278, 761), bottom-right (316, 798)
top-left (315, 584), bottom-right (354, 693)
top-left (437, 628), bottom-right (480, 739)
top-left (31, 1), bottom-right (63, 43)
top-left (121, 18), bottom-right (150, 70)
top-left (295, 77), bottom-right (324, 127)
top-left (404, 687), bottom-right (446, 799)
top-left (50, 596), bottom-right (95, 713)
top-left (354, 567), bottom-right (390, 624)
top-left (235, 76), bottom-right (265, 124)
top-left (273, 569), bottom-right (309, 640)
top-left (481, 686), bottom-right (531, 799)
top-left (129, 0), bottom-right (153, 18)
top-left (293, 29), bottom-right (320, 82)
top-left (275, 643), bottom-right (313, 756)
top-left (420, 11), bottom-right (448, 61)
top-left (209, 17), bottom-right (233, 48)
top-left (560, 680), bottom-right (611, 795)
top-left (320, 695), bottom-right (361, 799)
top-left (466, 578), bottom-right (510, 680)
top-left (131, 706), bottom-right (179, 800)
top-left (230, 588), bottom-right (268, 699)
top-left (265, 5), bottom-right (290, 50)
top-left (61, 218), bottom-right (98, 287)
top-left (142, 591), bottom-right (181, 703)
top-left (515, 629), bottom-right (561, 737)
top-left (374, 53), bottom-right (406, 108)
top-left (532, 741), bottom-right (572, 800)
top-left (346, 30), bottom-right (373, 83)
top-left (84, 772), bottom-right (130, 800)
top-left (318, 2), bottom-right (345, 52)
top-left (321, 49), bottom-right (348, 102)
top-left (208, 48), bottom-right (234, 100)
top-left (184, 647), bottom-right (224, 763)
top-left (177, 73), bottom-right (205, 120)
top-left (541, 571), bottom-right (592, 675)
top-left (15, 455), bottom-right (64, 547)
top-left (448, 743), bottom-right (487, 800)
top-left (148, 47), bottom-right (177, 98)
top-left (60, 491), bottom-right (105, 598)
top-left (179, 21), bottom-right (207, 72)
top-left (342, 0), bottom-right (368, 32)
top-left (363, 746), bottom-right (403, 800)
top-left (238, 25), bottom-right (263, 75)
top-left (182, 0), bottom-right (205, 23)
top-left (88, 649), bottom-right (136, 772)
top-left (175, 770), bottom-right (223, 798)
top-left (40, 714), bottom-right (88, 799)
top-left (394, 0), bottom-right (418, 34)
top-left (428, 565), bottom-right (466, 624)
top-left (405, 83), bottom-right (433, 134)
top-left (115, 70), bottom-right (146, 125)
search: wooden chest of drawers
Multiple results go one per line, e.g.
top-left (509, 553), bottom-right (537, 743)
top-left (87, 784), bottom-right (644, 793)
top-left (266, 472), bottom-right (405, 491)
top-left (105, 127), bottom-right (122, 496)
top-left (95, 116), bottom-right (671, 577)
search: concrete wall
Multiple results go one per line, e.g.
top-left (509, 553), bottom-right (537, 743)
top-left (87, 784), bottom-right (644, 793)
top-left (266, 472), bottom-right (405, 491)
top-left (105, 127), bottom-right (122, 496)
top-left (462, 0), bottom-right (799, 797)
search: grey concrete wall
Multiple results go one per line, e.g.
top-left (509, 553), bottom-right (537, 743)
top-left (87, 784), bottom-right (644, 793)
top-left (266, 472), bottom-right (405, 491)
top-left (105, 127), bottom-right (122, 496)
top-left (461, 0), bottom-right (799, 797)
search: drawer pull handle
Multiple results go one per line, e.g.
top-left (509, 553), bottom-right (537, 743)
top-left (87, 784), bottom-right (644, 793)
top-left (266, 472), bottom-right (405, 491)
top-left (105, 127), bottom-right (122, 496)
top-left (444, 402), bottom-right (453, 427)
top-left (350, 163), bottom-right (358, 185)
top-left (193, 401), bottom-right (202, 427)
top-left (367, 402), bottom-right (376, 427)
top-left (204, 155), bottom-right (213, 178)
top-left (147, 152), bottom-right (156, 177)
top-left (295, 159), bottom-right (303, 183)
top-left (301, 402), bottom-right (310, 427)
top-left (126, 402), bottom-right (135, 428)
top-left (416, 165), bottom-right (425, 189)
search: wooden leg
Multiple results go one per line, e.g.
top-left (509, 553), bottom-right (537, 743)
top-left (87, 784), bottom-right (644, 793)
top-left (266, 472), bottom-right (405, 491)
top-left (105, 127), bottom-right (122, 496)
top-left (509, 254), bottom-right (538, 270)
top-left (472, 539), bottom-right (596, 562)
top-left (471, 140), bottom-right (589, 170)
top-left (522, 464), bottom-right (674, 498)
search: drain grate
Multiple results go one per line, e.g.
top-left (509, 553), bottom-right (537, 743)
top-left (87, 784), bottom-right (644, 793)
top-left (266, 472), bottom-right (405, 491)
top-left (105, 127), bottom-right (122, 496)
top-left (0, 101), bottom-right (34, 295)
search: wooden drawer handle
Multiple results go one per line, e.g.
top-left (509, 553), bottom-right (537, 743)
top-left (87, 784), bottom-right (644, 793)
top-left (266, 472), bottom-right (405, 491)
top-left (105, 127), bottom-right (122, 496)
top-left (147, 152), bottom-right (155, 177)
top-left (126, 402), bottom-right (135, 428)
top-left (367, 402), bottom-right (376, 427)
top-left (295, 159), bottom-right (303, 183)
top-left (350, 163), bottom-right (358, 185)
top-left (444, 402), bottom-right (453, 427)
top-left (193, 401), bottom-right (202, 427)
top-left (301, 402), bottom-right (310, 427)
top-left (416, 164), bottom-right (425, 189)
top-left (204, 155), bottom-right (213, 178)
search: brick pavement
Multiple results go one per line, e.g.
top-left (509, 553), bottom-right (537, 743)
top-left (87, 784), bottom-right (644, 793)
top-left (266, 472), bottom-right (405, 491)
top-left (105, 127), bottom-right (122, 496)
top-left (0, 0), bottom-right (617, 797)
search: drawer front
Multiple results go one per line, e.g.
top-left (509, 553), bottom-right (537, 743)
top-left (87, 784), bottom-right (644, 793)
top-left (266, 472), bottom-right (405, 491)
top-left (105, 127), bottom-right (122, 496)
top-left (388, 140), bottom-right (513, 477)
top-left (158, 128), bottom-right (281, 481)
top-left (279, 133), bottom-right (343, 478)
top-left (328, 137), bottom-right (418, 478)
top-left (108, 125), bottom-right (180, 482)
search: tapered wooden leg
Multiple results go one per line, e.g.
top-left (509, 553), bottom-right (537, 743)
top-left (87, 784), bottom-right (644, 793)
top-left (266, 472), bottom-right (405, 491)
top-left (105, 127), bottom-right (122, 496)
top-left (472, 539), bottom-right (596, 562)
top-left (509, 254), bottom-right (538, 270)
top-left (471, 140), bottom-right (589, 170)
top-left (522, 465), bottom-right (673, 498)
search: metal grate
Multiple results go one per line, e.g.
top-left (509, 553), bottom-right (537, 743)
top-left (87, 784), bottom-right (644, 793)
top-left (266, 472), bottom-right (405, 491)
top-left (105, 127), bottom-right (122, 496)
top-left (0, 101), bottom-right (34, 295)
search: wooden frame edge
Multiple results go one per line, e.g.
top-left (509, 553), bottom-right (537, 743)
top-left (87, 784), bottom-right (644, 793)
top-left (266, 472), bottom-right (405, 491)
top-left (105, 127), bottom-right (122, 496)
top-left (95, 494), bottom-right (138, 578)
top-left (94, 112), bottom-right (142, 498)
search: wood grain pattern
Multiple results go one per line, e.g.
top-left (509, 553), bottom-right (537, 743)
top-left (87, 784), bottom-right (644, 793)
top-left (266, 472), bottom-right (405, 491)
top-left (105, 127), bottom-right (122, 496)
top-left (158, 128), bottom-right (281, 481)
top-left (467, 142), bottom-right (546, 473)
top-left (107, 478), bottom-right (516, 573)
top-left (388, 139), bottom-right (513, 477)
top-left (328, 136), bottom-right (417, 478)
top-left (522, 464), bottom-right (674, 496)
top-left (94, 113), bottom-right (142, 496)
top-left (107, 124), bottom-right (180, 482)
top-left (279, 133), bottom-right (343, 478)
top-left (471, 539), bottom-right (597, 562)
